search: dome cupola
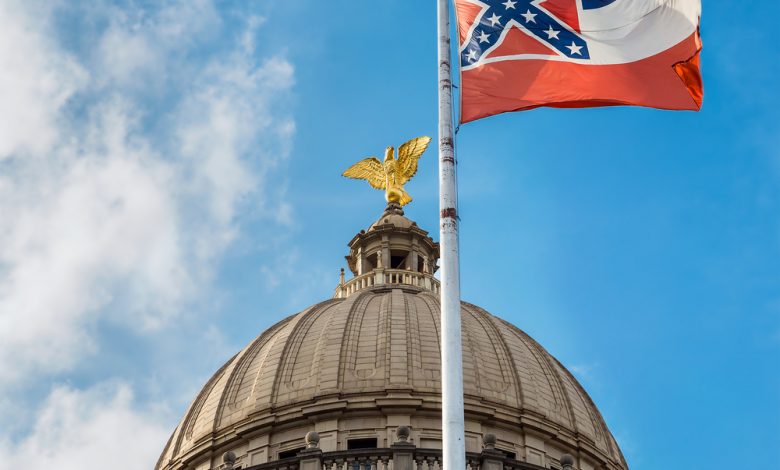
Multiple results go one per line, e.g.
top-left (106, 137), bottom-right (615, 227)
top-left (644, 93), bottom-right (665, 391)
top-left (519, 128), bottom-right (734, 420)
top-left (335, 202), bottom-right (440, 299)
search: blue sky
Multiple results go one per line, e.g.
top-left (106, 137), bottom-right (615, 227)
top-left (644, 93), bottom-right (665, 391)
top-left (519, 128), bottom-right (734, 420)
top-left (0, 1), bottom-right (777, 469)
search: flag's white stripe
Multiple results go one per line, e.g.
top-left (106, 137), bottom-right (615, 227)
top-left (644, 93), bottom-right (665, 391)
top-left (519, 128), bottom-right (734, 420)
top-left (461, 0), bottom-right (700, 70)
top-left (582, 0), bottom-right (699, 63)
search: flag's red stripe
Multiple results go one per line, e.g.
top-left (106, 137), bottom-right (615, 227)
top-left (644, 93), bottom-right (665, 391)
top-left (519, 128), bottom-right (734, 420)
top-left (490, 26), bottom-right (559, 58)
top-left (456, 1), bottom-right (482, 43)
top-left (460, 33), bottom-right (703, 123)
top-left (539, 0), bottom-right (580, 32)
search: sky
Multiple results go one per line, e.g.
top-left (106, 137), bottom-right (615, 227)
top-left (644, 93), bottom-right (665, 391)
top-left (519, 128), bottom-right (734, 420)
top-left (0, 1), bottom-right (777, 469)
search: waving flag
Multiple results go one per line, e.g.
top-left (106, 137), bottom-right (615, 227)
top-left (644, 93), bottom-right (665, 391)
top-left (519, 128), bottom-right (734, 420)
top-left (456, 0), bottom-right (703, 122)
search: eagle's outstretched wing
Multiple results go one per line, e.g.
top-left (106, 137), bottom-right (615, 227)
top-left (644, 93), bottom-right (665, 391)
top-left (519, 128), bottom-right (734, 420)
top-left (342, 157), bottom-right (386, 189)
top-left (396, 136), bottom-right (431, 185)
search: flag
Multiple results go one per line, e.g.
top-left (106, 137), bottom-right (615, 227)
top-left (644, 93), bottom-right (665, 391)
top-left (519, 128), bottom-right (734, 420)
top-left (455, 0), bottom-right (703, 123)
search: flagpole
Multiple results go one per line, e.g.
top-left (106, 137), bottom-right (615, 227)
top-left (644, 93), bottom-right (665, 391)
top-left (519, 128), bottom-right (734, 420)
top-left (437, 1), bottom-right (465, 470)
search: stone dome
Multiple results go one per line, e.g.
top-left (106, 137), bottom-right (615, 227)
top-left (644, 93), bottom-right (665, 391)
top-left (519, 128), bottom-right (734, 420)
top-left (157, 206), bottom-right (627, 470)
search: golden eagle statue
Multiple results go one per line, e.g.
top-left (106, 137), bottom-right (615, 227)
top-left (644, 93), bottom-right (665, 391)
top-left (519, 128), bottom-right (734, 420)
top-left (342, 136), bottom-right (432, 206)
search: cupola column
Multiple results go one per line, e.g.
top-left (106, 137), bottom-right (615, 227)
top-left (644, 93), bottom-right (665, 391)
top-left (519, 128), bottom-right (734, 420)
top-left (356, 246), bottom-right (364, 275)
top-left (410, 239), bottom-right (420, 272)
top-left (380, 235), bottom-right (390, 270)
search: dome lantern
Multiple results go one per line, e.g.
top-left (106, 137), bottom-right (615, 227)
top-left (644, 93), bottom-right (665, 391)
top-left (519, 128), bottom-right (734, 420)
top-left (334, 202), bottom-right (440, 298)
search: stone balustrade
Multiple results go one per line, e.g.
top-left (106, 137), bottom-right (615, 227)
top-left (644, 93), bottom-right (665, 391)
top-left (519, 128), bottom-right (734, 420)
top-left (226, 430), bottom-right (572, 470)
top-left (334, 269), bottom-right (440, 299)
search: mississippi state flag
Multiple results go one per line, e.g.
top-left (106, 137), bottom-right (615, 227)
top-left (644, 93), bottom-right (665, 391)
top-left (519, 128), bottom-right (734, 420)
top-left (456, 0), bottom-right (703, 123)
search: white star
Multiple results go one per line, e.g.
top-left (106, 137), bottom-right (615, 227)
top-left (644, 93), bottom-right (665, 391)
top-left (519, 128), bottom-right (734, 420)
top-left (477, 30), bottom-right (490, 43)
top-left (544, 25), bottom-right (560, 40)
top-left (502, 0), bottom-right (517, 9)
top-left (521, 10), bottom-right (537, 23)
top-left (566, 42), bottom-right (583, 56)
top-left (465, 49), bottom-right (478, 62)
top-left (487, 13), bottom-right (502, 27)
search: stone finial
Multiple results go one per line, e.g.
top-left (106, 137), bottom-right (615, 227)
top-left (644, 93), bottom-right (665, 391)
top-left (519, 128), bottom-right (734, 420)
top-left (560, 454), bottom-right (575, 470)
top-left (339, 268), bottom-right (345, 285)
top-left (382, 202), bottom-right (405, 217)
top-left (396, 425), bottom-right (410, 442)
top-left (223, 451), bottom-right (237, 469)
top-left (305, 431), bottom-right (320, 449)
top-left (482, 433), bottom-right (496, 450)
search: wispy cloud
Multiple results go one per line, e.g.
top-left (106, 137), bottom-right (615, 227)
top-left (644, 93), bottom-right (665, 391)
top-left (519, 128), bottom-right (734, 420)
top-left (0, 1), bottom-right (86, 158)
top-left (0, 382), bottom-right (171, 470)
top-left (0, 0), bottom-right (294, 387)
top-left (260, 247), bottom-right (334, 298)
top-left (0, 15), bottom-right (295, 468)
top-left (568, 362), bottom-right (599, 385)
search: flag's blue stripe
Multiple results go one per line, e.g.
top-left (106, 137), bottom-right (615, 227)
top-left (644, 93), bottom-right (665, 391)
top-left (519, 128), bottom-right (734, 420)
top-left (581, 0), bottom-right (618, 10)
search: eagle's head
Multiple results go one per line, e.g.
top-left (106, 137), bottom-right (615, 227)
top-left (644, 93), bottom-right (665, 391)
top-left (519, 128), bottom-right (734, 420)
top-left (384, 146), bottom-right (395, 162)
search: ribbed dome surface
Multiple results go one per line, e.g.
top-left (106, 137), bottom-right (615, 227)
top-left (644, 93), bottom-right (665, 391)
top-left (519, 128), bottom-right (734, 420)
top-left (158, 286), bottom-right (627, 470)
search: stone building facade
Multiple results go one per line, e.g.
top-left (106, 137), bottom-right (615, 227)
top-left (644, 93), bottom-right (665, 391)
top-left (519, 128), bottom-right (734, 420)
top-left (157, 204), bottom-right (628, 470)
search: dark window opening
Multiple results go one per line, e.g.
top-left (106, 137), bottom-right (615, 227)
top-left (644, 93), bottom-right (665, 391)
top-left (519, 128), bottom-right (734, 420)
top-left (391, 255), bottom-right (406, 269)
top-left (501, 450), bottom-right (517, 460)
top-left (363, 256), bottom-right (376, 273)
top-left (278, 447), bottom-right (305, 459)
top-left (347, 437), bottom-right (378, 450)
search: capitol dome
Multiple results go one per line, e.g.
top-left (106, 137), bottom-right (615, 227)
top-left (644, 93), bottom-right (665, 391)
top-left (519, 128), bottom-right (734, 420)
top-left (157, 204), bottom-right (628, 470)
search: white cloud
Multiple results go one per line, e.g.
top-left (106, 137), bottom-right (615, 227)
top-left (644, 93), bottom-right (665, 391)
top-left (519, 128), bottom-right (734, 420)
top-left (0, 102), bottom-right (188, 380)
top-left (567, 362), bottom-right (604, 393)
top-left (569, 363), bottom-right (596, 381)
top-left (0, 1), bottom-right (295, 386)
top-left (93, 0), bottom-right (221, 91)
top-left (0, 1), bottom-right (86, 159)
top-left (0, 382), bottom-right (171, 470)
top-left (175, 53), bottom-right (295, 231)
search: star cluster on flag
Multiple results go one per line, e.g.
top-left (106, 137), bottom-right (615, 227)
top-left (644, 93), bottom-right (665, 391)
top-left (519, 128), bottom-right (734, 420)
top-left (461, 0), bottom-right (590, 67)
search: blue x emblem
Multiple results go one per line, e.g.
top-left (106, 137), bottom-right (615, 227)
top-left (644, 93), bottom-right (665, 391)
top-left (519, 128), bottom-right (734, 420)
top-left (461, 0), bottom-right (591, 67)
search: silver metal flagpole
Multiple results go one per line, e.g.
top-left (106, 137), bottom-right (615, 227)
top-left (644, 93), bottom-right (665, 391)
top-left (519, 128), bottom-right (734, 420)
top-left (437, 1), bottom-right (465, 469)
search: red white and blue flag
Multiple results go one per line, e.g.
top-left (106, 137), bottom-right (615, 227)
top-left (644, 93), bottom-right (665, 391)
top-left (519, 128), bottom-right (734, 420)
top-left (455, 0), bottom-right (703, 122)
